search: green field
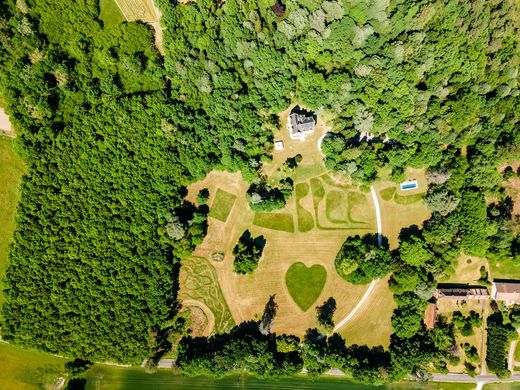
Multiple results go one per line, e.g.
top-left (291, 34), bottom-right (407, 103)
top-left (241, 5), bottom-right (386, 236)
top-left (99, 0), bottom-right (124, 27)
top-left (285, 262), bottom-right (327, 311)
top-left (394, 192), bottom-right (424, 205)
top-left (0, 137), bottom-right (25, 305)
top-left (209, 188), bottom-right (237, 222)
top-left (0, 342), bottom-right (66, 390)
top-left (253, 212), bottom-right (294, 232)
top-left (179, 256), bottom-right (235, 333)
top-left (82, 364), bottom-right (475, 390)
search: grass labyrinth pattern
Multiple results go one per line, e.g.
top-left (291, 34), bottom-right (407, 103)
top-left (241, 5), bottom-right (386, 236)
top-left (179, 256), bottom-right (235, 334)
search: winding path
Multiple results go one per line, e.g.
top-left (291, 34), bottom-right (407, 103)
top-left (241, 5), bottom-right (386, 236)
top-left (333, 186), bottom-right (382, 332)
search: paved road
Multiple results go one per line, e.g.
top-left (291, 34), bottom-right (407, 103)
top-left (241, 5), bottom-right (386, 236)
top-left (509, 340), bottom-right (518, 371)
top-left (432, 373), bottom-right (520, 383)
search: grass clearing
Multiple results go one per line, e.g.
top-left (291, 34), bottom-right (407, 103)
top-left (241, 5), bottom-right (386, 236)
top-left (373, 178), bottom-right (430, 249)
top-left (179, 256), bottom-right (235, 334)
top-left (209, 188), bottom-right (237, 222)
top-left (489, 257), bottom-right (520, 280)
top-left (0, 137), bottom-right (25, 305)
top-left (394, 192), bottom-right (424, 205)
top-left (253, 213), bottom-right (294, 232)
top-left (326, 190), bottom-right (348, 223)
top-left (380, 187), bottom-right (396, 201)
top-left (285, 262), bottom-right (327, 311)
top-left (0, 342), bottom-right (66, 390)
top-left (339, 277), bottom-right (395, 348)
top-left (113, 0), bottom-right (159, 22)
top-left (99, 0), bottom-right (124, 27)
top-left (295, 182), bottom-right (314, 232)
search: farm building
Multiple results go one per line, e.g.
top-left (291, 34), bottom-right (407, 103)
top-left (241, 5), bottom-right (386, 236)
top-left (288, 106), bottom-right (316, 140)
top-left (491, 281), bottom-right (520, 304)
top-left (434, 285), bottom-right (489, 302)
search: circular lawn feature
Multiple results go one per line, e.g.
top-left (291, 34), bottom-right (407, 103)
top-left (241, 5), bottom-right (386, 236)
top-left (285, 262), bottom-right (327, 312)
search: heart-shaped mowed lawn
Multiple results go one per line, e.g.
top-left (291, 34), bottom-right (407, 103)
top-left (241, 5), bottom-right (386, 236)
top-left (285, 262), bottom-right (327, 311)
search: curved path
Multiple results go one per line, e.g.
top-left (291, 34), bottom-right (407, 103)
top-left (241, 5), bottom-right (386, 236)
top-left (333, 186), bottom-right (382, 333)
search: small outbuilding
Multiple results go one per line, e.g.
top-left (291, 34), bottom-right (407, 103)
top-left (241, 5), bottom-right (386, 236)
top-left (492, 281), bottom-right (520, 305)
top-left (274, 140), bottom-right (284, 151)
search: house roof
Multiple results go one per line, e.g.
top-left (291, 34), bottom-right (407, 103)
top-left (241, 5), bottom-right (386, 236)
top-left (434, 286), bottom-right (489, 300)
top-left (290, 113), bottom-right (315, 134)
top-left (493, 282), bottom-right (520, 302)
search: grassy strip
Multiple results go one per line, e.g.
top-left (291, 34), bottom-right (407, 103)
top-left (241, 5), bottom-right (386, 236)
top-left (285, 262), bottom-right (326, 312)
top-left (0, 137), bottom-right (25, 306)
top-left (99, 0), bottom-right (125, 27)
top-left (394, 192), bottom-right (424, 205)
top-left (253, 213), bottom-right (294, 233)
top-left (209, 188), bottom-right (237, 222)
top-left (295, 183), bottom-right (314, 232)
top-left (326, 190), bottom-right (349, 224)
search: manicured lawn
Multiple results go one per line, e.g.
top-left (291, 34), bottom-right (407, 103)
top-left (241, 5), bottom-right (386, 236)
top-left (379, 186), bottom-right (396, 201)
top-left (295, 182), bottom-right (314, 232)
top-left (0, 342), bottom-right (66, 390)
top-left (253, 212), bottom-right (294, 232)
top-left (0, 137), bottom-right (25, 305)
top-left (209, 188), bottom-right (237, 222)
top-left (326, 190), bottom-right (348, 223)
top-left (99, 0), bottom-right (124, 27)
top-left (490, 258), bottom-right (520, 280)
top-left (394, 192), bottom-right (424, 205)
top-left (285, 262), bottom-right (327, 311)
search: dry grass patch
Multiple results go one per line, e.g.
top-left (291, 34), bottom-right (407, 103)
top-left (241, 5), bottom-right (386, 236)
top-left (339, 277), bottom-right (395, 348)
top-left (0, 107), bottom-right (14, 138)
top-left (373, 182), bottom-right (430, 249)
top-left (443, 255), bottom-right (488, 284)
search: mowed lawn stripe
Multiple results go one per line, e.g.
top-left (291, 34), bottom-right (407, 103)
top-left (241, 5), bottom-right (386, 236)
top-left (253, 213), bottom-right (294, 233)
top-left (209, 188), bottom-right (237, 222)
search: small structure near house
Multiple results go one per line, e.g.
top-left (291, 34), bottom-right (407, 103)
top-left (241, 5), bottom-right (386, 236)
top-left (492, 281), bottom-right (520, 305)
top-left (434, 284), bottom-right (489, 302)
top-left (424, 303), bottom-right (438, 329)
top-left (274, 140), bottom-right (284, 151)
top-left (288, 106), bottom-right (316, 141)
top-left (400, 179), bottom-right (418, 191)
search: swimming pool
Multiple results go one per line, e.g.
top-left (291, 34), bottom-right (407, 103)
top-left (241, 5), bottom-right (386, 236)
top-left (400, 180), bottom-right (418, 191)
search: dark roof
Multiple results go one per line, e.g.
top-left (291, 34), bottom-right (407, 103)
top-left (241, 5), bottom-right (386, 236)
top-left (290, 113), bottom-right (315, 134)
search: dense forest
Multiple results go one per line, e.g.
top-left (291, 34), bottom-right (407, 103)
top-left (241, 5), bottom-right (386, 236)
top-left (0, 0), bottom-right (519, 383)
